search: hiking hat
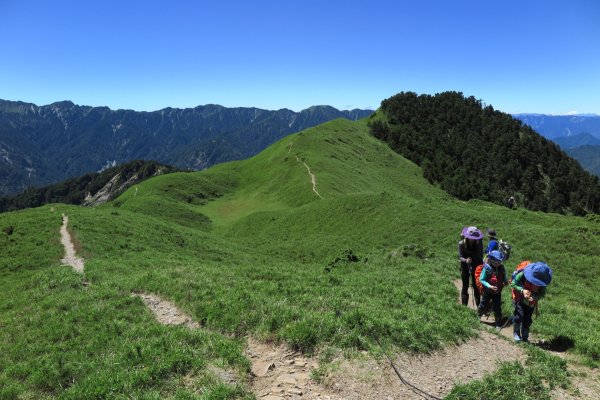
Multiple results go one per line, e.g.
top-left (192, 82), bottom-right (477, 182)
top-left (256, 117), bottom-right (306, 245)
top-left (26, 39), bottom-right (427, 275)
top-left (487, 228), bottom-right (497, 238)
top-left (462, 226), bottom-right (483, 240)
top-left (487, 250), bottom-right (505, 262)
top-left (524, 262), bottom-right (553, 287)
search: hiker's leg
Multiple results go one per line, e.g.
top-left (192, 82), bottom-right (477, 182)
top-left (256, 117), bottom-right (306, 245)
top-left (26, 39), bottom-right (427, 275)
top-left (477, 291), bottom-right (490, 317)
top-left (521, 304), bottom-right (534, 342)
top-left (492, 293), bottom-right (502, 325)
top-left (513, 301), bottom-right (524, 341)
top-left (460, 264), bottom-right (469, 305)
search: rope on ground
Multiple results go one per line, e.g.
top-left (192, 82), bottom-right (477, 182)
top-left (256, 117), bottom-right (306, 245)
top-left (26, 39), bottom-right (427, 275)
top-left (376, 338), bottom-right (443, 400)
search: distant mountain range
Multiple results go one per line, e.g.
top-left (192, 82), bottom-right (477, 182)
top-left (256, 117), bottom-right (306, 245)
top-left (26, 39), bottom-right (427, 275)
top-left (552, 132), bottom-right (600, 148)
top-left (0, 99), bottom-right (372, 196)
top-left (513, 113), bottom-right (600, 140)
top-left (513, 113), bottom-right (600, 177)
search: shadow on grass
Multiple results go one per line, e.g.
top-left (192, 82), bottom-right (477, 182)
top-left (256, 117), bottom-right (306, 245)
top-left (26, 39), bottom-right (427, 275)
top-left (535, 335), bottom-right (575, 353)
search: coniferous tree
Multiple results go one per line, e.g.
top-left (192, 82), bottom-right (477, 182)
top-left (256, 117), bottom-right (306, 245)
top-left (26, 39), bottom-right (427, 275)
top-left (369, 91), bottom-right (600, 215)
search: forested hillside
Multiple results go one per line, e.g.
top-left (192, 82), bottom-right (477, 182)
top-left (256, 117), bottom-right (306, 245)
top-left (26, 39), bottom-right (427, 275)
top-left (369, 91), bottom-right (600, 215)
top-left (0, 160), bottom-right (178, 212)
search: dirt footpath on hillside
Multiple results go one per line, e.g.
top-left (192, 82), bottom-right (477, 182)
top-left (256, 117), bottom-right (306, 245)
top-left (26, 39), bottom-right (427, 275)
top-left (134, 292), bottom-right (526, 399)
top-left (60, 213), bottom-right (84, 273)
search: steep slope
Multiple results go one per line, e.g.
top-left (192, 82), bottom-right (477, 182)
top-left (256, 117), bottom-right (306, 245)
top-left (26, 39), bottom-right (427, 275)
top-left (0, 99), bottom-right (372, 196)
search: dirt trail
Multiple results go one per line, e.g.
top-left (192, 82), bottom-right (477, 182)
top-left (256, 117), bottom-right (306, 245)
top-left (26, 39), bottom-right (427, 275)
top-left (134, 293), bottom-right (200, 329)
top-left (60, 214), bottom-right (84, 273)
top-left (325, 331), bottom-right (521, 399)
top-left (294, 155), bottom-right (322, 199)
top-left (135, 292), bottom-right (540, 399)
top-left (452, 279), bottom-right (515, 340)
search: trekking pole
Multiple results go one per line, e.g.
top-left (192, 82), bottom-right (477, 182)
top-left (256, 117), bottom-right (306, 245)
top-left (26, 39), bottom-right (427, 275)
top-left (375, 337), bottom-right (443, 400)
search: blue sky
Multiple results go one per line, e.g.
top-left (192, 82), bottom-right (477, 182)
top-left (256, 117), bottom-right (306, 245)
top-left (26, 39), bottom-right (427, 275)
top-left (1, 0), bottom-right (599, 114)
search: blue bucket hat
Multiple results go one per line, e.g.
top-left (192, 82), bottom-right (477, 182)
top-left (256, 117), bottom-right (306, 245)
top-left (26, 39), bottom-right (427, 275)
top-left (487, 250), bottom-right (505, 262)
top-left (524, 262), bottom-right (553, 287)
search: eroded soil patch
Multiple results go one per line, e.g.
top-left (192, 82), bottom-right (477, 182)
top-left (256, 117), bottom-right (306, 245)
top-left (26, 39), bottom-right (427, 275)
top-left (321, 330), bottom-right (521, 400)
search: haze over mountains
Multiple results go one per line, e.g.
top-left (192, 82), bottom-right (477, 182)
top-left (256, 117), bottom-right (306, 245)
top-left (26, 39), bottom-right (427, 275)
top-left (513, 113), bottom-right (600, 176)
top-left (513, 113), bottom-right (600, 140)
top-left (0, 99), bottom-right (372, 196)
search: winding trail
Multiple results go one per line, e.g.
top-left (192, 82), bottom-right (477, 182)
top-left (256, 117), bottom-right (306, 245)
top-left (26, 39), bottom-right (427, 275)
top-left (60, 214), bottom-right (84, 273)
top-left (303, 161), bottom-right (323, 199)
top-left (295, 155), bottom-right (323, 199)
top-left (134, 292), bottom-right (558, 399)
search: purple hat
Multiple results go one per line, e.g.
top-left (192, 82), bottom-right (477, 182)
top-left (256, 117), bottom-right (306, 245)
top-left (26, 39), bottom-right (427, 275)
top-left (462, 226), bottom-right (483, 240)
top-left (524, 262), bottom-right (553, 287)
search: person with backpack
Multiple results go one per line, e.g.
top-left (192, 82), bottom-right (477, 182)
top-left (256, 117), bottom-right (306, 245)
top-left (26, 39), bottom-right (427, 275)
top-left (484, 228), bottom-right (499, 255)
top-left (510, 261), bottom-right (553, 342)
top-left (458, 226), bottom-right (484, 306)
top-left (476, 250), bottom-right (507, 327)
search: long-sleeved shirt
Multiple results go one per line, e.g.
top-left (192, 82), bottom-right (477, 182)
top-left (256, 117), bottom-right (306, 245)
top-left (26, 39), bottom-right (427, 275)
top-left (458, 239), bottom-right (483, 268)
top-left (478, 263), bottom-right (507, 289)
top-left (485, 239), bottom-right (498, 255)
top-left (510, 271), bottom-right (546, 305)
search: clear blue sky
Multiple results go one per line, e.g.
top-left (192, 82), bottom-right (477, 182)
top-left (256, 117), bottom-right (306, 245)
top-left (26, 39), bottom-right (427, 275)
top-left (1, 0), bottom-right (599, 114)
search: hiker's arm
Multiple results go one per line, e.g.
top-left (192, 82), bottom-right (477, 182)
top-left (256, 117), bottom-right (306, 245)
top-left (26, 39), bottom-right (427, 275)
top-left (458, 242), bottom-right (468, 263)
top-left (510, 272), bottom-right (525, 292)
top-left (479, 267), bottom-right (493, 289)
top-left (501, 266), bottom-right (508, 286)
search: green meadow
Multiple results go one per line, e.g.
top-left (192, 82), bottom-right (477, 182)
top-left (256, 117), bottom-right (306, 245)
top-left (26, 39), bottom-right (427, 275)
top-left (1, 118), bottom-right (598, 398)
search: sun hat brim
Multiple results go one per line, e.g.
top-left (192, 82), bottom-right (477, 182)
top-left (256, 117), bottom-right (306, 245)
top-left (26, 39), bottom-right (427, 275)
top-left (524, 263), bottom-right (552, 286)
top-left (462, 226), bottom-right (483, 240)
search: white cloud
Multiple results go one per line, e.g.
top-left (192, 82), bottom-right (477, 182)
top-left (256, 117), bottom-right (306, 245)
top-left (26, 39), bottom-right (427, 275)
top-left (566, 110), bottom-right (578, 115)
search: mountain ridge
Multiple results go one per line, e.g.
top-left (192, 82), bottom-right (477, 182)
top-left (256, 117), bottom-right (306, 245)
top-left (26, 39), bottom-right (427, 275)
top-left (0, 99), bottom-right (373, 196)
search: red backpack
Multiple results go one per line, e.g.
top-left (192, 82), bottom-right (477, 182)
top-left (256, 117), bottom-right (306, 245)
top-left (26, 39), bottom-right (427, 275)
top-left (474, 263), bottom-right (505, 294)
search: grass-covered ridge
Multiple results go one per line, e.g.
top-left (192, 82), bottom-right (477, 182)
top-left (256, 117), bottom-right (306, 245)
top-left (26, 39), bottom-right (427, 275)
top-left (1, 118), bottom-right (599, 398)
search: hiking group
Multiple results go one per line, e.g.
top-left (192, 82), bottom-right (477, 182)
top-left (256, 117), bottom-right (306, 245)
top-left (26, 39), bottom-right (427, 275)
top-left (458, 226), bottom-right (553, 342)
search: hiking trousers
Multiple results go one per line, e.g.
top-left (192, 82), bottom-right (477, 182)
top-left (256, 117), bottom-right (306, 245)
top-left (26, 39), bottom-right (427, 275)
top-left (460, 263), bottom-right (480, 306)
top-left (513, 301), bottom-right (535, 332)
top-left (478, 290), bottom-right (502, 323)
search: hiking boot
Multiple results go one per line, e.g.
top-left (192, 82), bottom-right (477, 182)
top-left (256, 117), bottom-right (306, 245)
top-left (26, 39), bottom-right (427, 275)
top-left (461, 294), bottom-right (468, 306)
top-left (513, 322), bottom-right (522, 342)
top-left (521, 329), bottom-right (529, 342)
top-left (513, 333), bottom-right (521, 342)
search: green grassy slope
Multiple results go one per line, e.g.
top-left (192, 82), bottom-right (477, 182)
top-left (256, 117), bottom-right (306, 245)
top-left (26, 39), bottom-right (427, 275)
top-left (1, 118), bottom-right (598, 398)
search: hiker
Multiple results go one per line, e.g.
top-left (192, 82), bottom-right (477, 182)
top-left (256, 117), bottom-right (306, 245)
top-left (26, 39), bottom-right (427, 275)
top-left (507, 196), bottom-right (516, 209)
top-left (484, 228), bottom-right (499, 255)
top-left (477, 250), bottom-right (507, 327)
top-left (510, 261), bottom-right (553, 342)
top-left (458, 226), bottom-right (484, 306)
